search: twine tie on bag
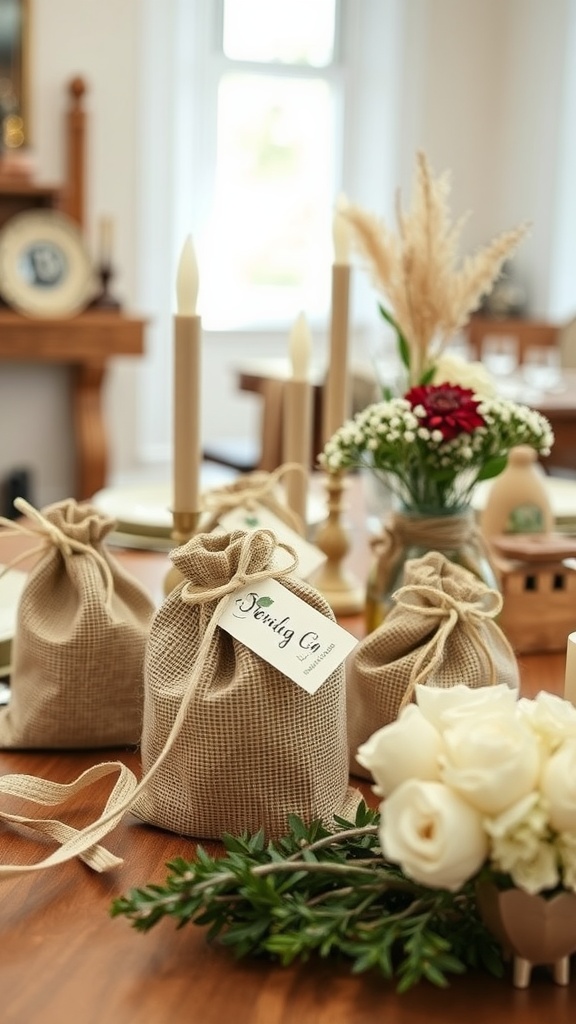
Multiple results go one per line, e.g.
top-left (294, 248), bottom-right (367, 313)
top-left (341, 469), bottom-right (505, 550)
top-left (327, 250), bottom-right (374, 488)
top-left (0, 497), bottom-right (115, 608)
top-left (200, 464), bottom-right (307, 534)
top-left (0, 530), bottom-right (299, 878)
top-left (394, 582), bottom-right (505, 710)
top-left (371, 509), bottom-right (493, 594)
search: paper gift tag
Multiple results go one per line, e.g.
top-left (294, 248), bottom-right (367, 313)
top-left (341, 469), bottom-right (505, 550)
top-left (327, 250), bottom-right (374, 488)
top-left (218, 504), bottom-right (327, 580)
top-left (219, 577), bottom-right (358, 695)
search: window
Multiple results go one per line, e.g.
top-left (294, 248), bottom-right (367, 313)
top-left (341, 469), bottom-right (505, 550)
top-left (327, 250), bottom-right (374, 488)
top-left (222, 0), bottom-right (336, 65)
top-left (195, 0), bottom-right (344, 329)
top-left (136, 0), bottom-right (396, 466)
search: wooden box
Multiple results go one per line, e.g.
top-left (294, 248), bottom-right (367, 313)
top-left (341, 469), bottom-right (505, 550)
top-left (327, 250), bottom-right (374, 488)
top-left (492, 535), bottom-right (576, 653)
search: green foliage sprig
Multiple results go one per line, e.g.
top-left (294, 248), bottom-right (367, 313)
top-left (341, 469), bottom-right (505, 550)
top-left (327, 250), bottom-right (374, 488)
top-left (111, 802), bottom-right (503, 992)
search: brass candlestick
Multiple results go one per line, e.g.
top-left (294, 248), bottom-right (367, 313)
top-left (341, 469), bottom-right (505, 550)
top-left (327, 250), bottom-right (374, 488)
top-left (90, 262), bottom-right (121, 310)
top-left (310, 471), bottom-right (364, 616)
top-left (163, 509), bottom-right (202, 595)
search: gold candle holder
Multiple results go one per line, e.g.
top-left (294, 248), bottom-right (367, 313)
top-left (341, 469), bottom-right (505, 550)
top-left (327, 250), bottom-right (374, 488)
top-left (163, 509), bottom-right (202, 595)
top-left (310, 471), bottom-right (364, 616)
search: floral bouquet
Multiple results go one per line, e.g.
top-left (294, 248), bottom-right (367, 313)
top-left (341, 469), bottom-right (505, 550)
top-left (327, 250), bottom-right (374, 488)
top-left (319, 153), bottom-right (555, 627)
top-left (356, 683), bottom-right (576, 985)
top-left (358, 683), bottom-right (576, 896)
top-left (320, 151), bottom-right (554, 514)
top-left (319, 382), bottom-right (553, 514)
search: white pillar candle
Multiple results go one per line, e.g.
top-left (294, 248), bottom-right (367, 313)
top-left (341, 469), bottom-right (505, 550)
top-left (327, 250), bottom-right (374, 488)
top-left (98, 215), bottom-right (114, 266)
top-left (565, 631), bottom-right (576, 706)
top-left (283, 312), bottom-right (313, 526)
top-left (323, 196), bottom-right (351, 445)
top-left (173, 235), bottom-right (202, 513)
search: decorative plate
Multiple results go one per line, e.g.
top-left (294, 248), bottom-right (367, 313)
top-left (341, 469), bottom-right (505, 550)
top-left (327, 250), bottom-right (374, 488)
top-left (0, 209), bottom-right (97, 317)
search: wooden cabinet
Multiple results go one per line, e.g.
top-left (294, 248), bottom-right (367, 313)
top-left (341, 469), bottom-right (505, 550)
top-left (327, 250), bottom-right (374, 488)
top-left (0, 77), bottom-right (147, 501)
top-left (0, 310), bottom-right (146, 499)
top-left (465, 315), bottom-right (559, 361)
top-left (0, 181), bottom-right (62, 231)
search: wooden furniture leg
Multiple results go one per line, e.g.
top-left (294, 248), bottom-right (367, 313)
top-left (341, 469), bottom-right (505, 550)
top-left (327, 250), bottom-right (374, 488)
top-left (61, 76), bottom-right (87, 229)
top-left (71, 361), bottom-right (107, 499)
top-left (257, 376), bottom-right (285, 471)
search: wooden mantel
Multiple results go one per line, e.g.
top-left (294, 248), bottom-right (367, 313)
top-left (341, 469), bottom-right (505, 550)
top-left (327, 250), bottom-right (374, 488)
top-left (0, 309), bottom-right (147, 500)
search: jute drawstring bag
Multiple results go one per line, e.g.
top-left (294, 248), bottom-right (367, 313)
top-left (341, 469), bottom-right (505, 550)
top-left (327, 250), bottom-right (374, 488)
top-left (348, 551), bottom-right (520, 779)
top-left (0, 528), bottom-right (359, 879)
top-left (0, 497), bottom-right (155, 749)
top-left (132, 528), bottom-right (360, 839)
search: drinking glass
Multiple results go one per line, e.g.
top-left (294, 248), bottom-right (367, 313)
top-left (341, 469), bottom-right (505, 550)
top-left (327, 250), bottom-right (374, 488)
top-left (481, 334), bottom-right (519, 378)
top-left (521, 345), bottom-right (562, 392)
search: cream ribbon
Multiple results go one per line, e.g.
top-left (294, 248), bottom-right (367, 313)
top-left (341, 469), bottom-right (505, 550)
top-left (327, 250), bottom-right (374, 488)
top-left (0, 529), bottom-right (298, 878)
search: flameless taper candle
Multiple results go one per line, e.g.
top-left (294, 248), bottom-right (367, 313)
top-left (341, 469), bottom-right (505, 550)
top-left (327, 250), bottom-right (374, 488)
top-left (173, 235), bottom-right (201, 514)
top-left (283, 312), bottom-right (313, 526)
top-left (565, 632), bottom-right (576, 706)
top-left (323, 195), bottom-right (352, 445)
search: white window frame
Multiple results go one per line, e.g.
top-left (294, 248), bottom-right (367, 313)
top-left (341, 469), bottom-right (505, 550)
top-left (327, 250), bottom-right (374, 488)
top-left (183, 0), bottom-right (346, 332)
top-left (135, 0), bottom-right (402, 466)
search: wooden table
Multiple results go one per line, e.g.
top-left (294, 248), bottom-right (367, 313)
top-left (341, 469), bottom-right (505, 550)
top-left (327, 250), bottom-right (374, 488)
top-left (0, 528), bottom-right (573, 1023)
top-left (0, 308), bottom-right (147, 501)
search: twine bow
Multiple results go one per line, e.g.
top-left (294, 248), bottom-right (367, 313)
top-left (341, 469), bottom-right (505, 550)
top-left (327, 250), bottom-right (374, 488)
top-left (370, 508), bottom-right (497, 595)
top-left (395, 581), bottom-right (510, 711)
top-left (200, 463), bottom-right (307, 535)
top-left (0, 529), bottom-right (298, 878)
top-left (0, 497), bottom-right (115, 608)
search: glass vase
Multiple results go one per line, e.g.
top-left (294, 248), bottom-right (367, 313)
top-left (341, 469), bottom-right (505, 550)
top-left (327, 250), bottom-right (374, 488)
top-left (365, 506), bottom-right (498, 633)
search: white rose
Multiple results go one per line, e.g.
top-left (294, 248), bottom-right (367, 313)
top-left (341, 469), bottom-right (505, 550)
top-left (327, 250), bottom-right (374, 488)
top-left (380, 779), bottom-right (488, 891)
top-left (540, 739), bottom-right (576, 832)
top-left (485, 793), bottom-right (560, 894)
top-left (415, 683), bottom-right (518, 734)
top-left (356, 705), bottom-right (443, 797)
top-left (518, 691), bottom-right (576, 753)
top-left (432, 353), bottom-right (497, 398)
top-left (557, 832), bottom-right (576, 891)
top-left (506, 844), bottom-right (560, 895)
top-left (439, 715), bottom-right (541, 815)
top-left (485, 792), bottom-right (548, 870)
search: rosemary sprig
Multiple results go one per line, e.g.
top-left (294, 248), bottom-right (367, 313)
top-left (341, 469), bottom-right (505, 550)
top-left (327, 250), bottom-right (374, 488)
top-left (110, 802), bottom-right (503, 992)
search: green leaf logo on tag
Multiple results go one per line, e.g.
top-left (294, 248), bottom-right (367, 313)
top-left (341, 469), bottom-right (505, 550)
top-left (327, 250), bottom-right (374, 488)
top-left (244, 515), bottom-right (260, 527)
top-left (257, 596), bottom-right (274, 608)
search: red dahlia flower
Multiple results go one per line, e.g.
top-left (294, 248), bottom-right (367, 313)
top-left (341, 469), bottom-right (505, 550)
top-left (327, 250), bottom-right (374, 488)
top-left (405, 384), bottom-right (485, 442)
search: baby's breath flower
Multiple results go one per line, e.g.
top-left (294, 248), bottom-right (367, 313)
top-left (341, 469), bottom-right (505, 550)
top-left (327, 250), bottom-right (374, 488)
top-left (321, 384), bottom-right (554, 512)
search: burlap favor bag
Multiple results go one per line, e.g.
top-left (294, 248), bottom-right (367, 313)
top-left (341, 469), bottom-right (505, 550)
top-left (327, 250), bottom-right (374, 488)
top-left (133, 528), bottom-right (360, 839)
top-left (347, 551), bottom-right (520, 779)
top-left (0, 497), bottom-right (155, 749)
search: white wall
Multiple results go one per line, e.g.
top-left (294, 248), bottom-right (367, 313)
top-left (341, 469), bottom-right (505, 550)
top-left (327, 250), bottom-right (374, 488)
top-left (0, 0), bottom-right (574, 506)
top-left (393, 0), bottom-right (573, 315)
